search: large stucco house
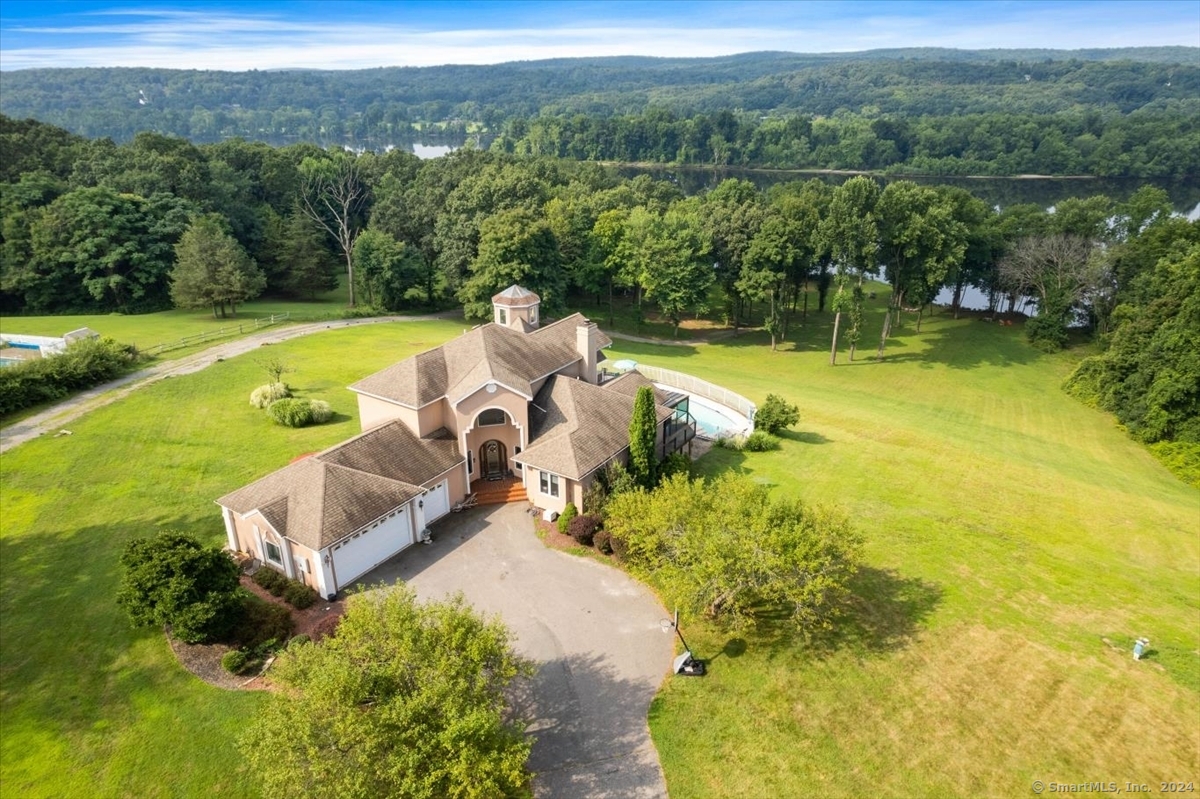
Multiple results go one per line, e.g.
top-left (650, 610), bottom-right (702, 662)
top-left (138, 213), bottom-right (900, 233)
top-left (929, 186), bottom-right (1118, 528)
top-left (217, 286), bottom-right (695, 599)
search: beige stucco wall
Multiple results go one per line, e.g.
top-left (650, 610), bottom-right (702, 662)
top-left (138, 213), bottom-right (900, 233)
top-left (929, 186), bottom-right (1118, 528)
top-left (357, 394), bottom-right (417, 432)
top-left (455, 385), bottom-right (529, 486)
top-left (226, 510), bottom-right (321, 590)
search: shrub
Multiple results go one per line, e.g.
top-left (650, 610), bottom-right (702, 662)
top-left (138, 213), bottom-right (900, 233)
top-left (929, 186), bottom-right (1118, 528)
top-left (117, 532), bottom-right (243, 644)
top-left (249, 382), bottom-right (291, 409)
top-left (289, 634), bottom-right (311, 648)
top-left (231, 591), bottom-right (295, 650)
top-left (557, 502), bottom-right (578, 534)
top-left (715, 435), bottom-right (744, 451)
top-left (609, 532), bottom-right (629, 561)
top-left (754, 394), bottom-right (800, 434)
top-left (0, 337), bottom-right (140, 416)
top-left (660, 452), bottom-right (691, 480)
top-left (568, 514), bottom-right (601, 546)
top-left (593, 529), bottom-right (613, 555)
top-left (252, 566), bottom-right (285, 592)
top-left (267, 398), bottom-right (314, 427)
top-left (743, 430), bottom-right (781, 452)
top-left (309, 399), bottom-right (333, 423)
top-left (222, 649), bottom-right (250, 675)
top-left (284, 581), bottom-right (318, 610)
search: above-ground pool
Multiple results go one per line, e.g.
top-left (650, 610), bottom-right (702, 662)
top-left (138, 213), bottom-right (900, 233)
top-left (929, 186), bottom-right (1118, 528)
top-left (653, 384), bottom-right (753, 438)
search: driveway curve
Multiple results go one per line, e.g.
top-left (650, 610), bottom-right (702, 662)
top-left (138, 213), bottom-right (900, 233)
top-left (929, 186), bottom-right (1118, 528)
top-left (0, 312), bottom-right (459, 454)
top-left (363, 502), bottom-right (673, 799)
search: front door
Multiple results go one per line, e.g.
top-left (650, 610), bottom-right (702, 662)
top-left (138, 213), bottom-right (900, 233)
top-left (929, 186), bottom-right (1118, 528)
top-left (481, 440), bottom-right (507, 480)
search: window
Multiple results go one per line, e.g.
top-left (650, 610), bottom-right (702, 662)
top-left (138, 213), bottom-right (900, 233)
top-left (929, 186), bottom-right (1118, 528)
top-left (478, 408), bottom-right (506, 426)
top-left (530, 307), bottom-right (537, 323)
top-left (467, 450), bottom-right (473, 474)
top-left (498, 308), bottom-right (507, 325)
top-left (540, 471), bottom-right (559, 498)
top-left (264, 541), bottom-right (283, 565)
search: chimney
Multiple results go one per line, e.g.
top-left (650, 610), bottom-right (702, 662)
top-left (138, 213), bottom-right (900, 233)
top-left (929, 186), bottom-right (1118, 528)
top-left (576, 320), bottom-right (599, 384)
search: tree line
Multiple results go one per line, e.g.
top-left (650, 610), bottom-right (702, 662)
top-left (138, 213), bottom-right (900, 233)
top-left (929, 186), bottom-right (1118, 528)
top-left (1, 116), bottom-right (1194, 463)
top-left (1, 49), bottom-right (1195, 160)
top-left (492, 108), bottom-right (1199, 179)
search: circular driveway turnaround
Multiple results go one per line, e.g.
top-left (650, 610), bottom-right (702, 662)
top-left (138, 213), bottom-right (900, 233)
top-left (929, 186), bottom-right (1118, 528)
top-left (361, 503), bottom-right (673, 799)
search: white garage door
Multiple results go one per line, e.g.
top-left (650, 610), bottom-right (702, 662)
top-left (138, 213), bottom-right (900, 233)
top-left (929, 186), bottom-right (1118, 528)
top-left (424, 481), bottom-right (450, 522)
top-left (331, 507), bottom-right (412, 590)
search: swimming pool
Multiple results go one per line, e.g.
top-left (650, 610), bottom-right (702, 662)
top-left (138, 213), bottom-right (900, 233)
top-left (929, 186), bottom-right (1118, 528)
top-left (653, 384), bottom-right (753, 438)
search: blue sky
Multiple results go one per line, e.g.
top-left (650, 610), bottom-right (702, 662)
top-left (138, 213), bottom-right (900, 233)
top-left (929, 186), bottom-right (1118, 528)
top-left (0, 1), bottom-right (1196, 71)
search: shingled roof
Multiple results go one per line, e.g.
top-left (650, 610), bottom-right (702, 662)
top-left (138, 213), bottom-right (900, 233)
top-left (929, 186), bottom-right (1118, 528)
top-left (348, 314), bottom-right (611, 408)
top-left (491, 284), bottom-right (540, 306)
top-left (216, 421), bottom-right (462, 550)
top-left (515, 374), bottom-right (671, 480)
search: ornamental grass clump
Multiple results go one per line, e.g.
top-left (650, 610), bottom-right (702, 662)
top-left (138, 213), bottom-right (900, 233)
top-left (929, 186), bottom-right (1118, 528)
top-left (250, 382), bottom-right (291, 409)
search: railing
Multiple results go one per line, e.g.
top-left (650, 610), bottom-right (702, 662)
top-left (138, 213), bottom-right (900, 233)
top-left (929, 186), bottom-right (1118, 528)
top-left (145, 312), bottom-right (291, 356)
top-left (628, 363), bottom-right (757, 422)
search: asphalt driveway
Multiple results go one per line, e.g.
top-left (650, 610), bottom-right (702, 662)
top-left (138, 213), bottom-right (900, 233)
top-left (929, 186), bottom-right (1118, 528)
top-left (360, 502), bottom-right (673, 799)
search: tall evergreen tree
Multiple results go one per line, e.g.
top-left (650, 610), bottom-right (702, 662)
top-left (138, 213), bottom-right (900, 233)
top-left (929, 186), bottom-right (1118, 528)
top-left (628, 385), bottom-right (658, 489)
top-left (170, 214), bottom-right (265, 317)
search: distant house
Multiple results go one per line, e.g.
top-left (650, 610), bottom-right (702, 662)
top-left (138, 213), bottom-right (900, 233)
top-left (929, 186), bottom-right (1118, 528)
top-left (217, 286), bottom-right (694, 598)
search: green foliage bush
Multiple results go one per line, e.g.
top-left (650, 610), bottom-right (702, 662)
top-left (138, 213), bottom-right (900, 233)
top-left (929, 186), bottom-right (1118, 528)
top-left (1024, 313), bottom-right (1070, 352)
top-left (221, 649), bottom-right (250, 675)
top-left (288, 634), bottom-right (311, 648)
top-left (605, 473), bottom-right (863, 631)
top-left (0, 337), bottom-right (140, 416)
top-left (239, 586), bottom-right (532, 798)
top-left (568, 514), bottom-right (601, 546)
top-left (660, 451), bottom-right (692, 480)
top-left (284, 581), bottom-right (318, 610)
top-left (252, 566), bottom-right (285, 592)
top-left (249, 382), bottom-right (291, 409)
top-left (754, 394), bottom-right (800, 434)
top-left (1149, 441), bottom-right (1200, 488)
top-left (593, 529), bottom-right (613, 554)
top-left (116, 531), bottom-right (243, 644)
top-left (743, 430), bottom-right (781, 452)
top-left (556, 502), bottom-right (578, 534)
top-left (231, 591), bottom-right (295, 651)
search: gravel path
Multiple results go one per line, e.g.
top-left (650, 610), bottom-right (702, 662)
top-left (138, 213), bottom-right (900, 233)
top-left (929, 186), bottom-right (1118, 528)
top-left (0, 312), bottom-right (459, 454)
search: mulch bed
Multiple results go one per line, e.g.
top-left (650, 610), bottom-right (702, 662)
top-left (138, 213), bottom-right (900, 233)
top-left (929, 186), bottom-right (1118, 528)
top-left (167, 575), bottom-right (347, 691)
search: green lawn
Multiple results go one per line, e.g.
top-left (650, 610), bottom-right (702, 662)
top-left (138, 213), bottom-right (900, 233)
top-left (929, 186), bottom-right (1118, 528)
top-left (0, 320), bottom-right (468, 798)
top-left (1, 296), bottom-right (1196, 798)
top-left (0, 282), bottom-right (352, 356)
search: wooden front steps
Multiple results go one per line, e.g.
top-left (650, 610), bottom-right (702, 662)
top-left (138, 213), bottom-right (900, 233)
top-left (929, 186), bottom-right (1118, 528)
top-left (470, 476), bottom-right (528, 506)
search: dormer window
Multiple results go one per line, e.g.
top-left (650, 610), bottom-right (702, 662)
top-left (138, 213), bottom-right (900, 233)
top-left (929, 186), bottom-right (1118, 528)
top-left (529, 307), bottom-right (537, 323)
top-left (498, 308), bottom-right (507, 325)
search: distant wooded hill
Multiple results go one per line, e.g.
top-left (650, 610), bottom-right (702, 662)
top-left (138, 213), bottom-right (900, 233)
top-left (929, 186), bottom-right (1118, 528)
top-left (1, 49), bottom-right (1197, 146)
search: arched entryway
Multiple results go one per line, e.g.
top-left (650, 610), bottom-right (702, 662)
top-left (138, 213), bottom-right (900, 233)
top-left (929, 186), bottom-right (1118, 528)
top-left (480, 439), bottom-right (508, 480)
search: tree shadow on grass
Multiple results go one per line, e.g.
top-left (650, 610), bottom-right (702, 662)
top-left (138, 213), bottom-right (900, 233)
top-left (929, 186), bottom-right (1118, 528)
top-left (777, 429), bottom-right (830, 445)
top-left (754, 566), bottom-right (943, 661)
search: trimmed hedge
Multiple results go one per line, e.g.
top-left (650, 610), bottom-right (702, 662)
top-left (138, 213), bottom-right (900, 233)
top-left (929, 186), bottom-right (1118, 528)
top-left (743, 430), bottom-right (781, 452)
top-left (0, 337), bottom-right (140, 416)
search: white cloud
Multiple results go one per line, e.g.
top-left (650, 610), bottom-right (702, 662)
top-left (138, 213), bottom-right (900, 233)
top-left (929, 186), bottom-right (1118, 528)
top-left (1, 4), bottom-right (1196, 71)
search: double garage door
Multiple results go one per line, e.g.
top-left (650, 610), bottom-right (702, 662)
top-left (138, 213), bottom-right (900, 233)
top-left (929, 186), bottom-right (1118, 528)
top-left (330, 506), bottom-right (412, 591)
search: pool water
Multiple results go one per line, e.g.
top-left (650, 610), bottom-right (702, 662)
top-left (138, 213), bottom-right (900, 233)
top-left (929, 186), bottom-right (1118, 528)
top-left (653, 385), bottom-right (753, 438)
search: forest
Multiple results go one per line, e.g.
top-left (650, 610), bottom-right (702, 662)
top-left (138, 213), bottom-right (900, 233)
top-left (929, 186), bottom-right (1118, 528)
top-left (1, 49), bottom-right (1197, 177)
top-left (1, 115), bottom-right (1196, 462)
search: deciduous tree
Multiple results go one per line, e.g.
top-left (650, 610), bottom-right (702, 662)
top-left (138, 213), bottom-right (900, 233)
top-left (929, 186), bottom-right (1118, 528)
top-left (170, 213), bottom-right (265, 317)
top-left (241, 586), bottom-right (532, 799)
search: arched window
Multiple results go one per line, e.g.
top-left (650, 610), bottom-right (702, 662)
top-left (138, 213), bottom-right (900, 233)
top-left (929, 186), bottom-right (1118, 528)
top-left (478, 408), bottom-right (506, 427)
